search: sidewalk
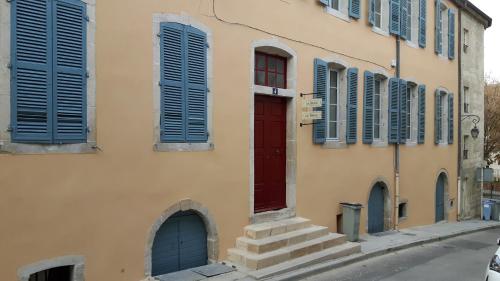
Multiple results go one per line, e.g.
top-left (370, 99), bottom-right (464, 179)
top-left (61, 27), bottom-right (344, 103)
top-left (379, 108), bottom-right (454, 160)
top-left (267, 220), bottom-right (500, 281)
top-left (151, 220), bottom-right (500, 281)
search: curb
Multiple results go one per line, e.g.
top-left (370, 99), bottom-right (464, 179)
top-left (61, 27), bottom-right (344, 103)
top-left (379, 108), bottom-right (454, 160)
top-left (266, 223), bottom-right (500, 281)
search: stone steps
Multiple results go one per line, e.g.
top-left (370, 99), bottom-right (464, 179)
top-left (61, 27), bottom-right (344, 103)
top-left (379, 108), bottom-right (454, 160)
top-left (245, 242), bottom-right (362, 280)
top-left (228, 217), bottom-right (360, 272)
top-left (237, 225), bottom-right (330, 254)
top-left (244, 217), bottom-right (311, 240)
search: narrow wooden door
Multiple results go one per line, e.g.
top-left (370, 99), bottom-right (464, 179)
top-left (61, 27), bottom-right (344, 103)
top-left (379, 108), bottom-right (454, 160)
top-left (368, 183), bottom-right (385, 234)
top-left (435, 175), bottom-right (445, 222)
top-left (254, 95), bottom-right (287, 213)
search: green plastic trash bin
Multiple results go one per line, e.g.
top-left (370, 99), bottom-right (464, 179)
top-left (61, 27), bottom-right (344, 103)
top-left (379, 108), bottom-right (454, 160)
top-left (341, 203), bottom-right (363, 242)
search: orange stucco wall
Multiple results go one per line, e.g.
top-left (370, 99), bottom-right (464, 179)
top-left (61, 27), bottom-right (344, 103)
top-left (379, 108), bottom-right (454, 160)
top-left (0, 0), bottom-right (459, 280)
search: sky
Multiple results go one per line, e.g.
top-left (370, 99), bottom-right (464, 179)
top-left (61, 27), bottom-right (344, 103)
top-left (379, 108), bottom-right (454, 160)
top-left (468, 0), bottom-right (500, 82)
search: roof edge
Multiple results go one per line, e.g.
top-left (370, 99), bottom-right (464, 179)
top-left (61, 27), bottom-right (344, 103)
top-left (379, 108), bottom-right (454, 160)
top-left (452, 0), bottom-right (493, 28)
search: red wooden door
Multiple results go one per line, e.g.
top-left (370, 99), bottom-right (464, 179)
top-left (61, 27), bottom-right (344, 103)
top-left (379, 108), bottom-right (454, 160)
top-left (254, 95), bottom-right (287, 213)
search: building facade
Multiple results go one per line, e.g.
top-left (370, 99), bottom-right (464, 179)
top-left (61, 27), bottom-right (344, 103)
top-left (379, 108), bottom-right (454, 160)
top-left (459, 2), bottom-right (491, 219)
top-left (0, 0), bottom-right (490, 280)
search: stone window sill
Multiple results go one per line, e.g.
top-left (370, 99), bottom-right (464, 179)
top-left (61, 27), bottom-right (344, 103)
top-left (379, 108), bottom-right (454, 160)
top-left (405, 141), bottom-right (418, 147)
top-left (323, 139), bottom-right (347, 149)
top-left (405, 40), bottom-right (419, 49)
top-left (0, 142), bottom-right (97, 154)
top-left (372, 26), bottom-right (390, 37)
top-left (371, 139), bottom-right (388, 148)
top-left (325, 7), bottom-right (351, 22)
top-left (154, 142), bottom-right (214, 152)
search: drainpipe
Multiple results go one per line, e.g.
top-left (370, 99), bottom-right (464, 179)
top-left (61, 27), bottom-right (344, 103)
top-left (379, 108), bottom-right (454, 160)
top-left (395, 36), bottom-right (401, 231)
top-left (457, 7), bottom-right (463, 221)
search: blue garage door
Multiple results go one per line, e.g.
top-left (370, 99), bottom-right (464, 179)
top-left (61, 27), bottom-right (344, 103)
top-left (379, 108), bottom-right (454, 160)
top-left (152, 211), bottom-right (208, 276)
top-left (435, 174), bottom-right (445, 222)
top-left (368, 183), bottom-right (385, 234)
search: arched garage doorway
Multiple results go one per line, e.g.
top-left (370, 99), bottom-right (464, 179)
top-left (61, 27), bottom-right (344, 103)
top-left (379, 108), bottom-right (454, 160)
top-left (145, 199), bottom-right (219, 277)
top-left (151, 211), bottom-right (207, 276)
top-left (435, 172), bottom-right (448, 222)
top-left (368, 181), bottom-right (391, 234)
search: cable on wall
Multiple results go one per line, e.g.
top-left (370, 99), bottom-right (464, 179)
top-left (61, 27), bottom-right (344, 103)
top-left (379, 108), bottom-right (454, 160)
top-left (211, 0), bottom-right (393, 71)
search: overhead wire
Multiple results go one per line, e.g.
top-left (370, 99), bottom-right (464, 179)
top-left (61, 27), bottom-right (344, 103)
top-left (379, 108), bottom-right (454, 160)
top-left (211, 0), bottom-right (393, 71)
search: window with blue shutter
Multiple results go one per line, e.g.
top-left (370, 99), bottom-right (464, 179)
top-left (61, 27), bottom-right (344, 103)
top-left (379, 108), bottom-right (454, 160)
top-left (390, 0), bottom-right (401, 35)
top-left (400, 0), bottom-right (408, 40)
top-left (448, 9), bottom-right (455, 60)
top-left (349, 0), bottom-right (361, 19)
top-left (435, 0), bottom-right (442, 54)
top-left (369, 0), bottom-right (376, 25)
top-left (448, 93), bottom-right (454, 144)
top-left (388, 78), bottom-right (399, 144)
top-left (419, 0), bottom-right (426, 48)
top-left (417, 85), bottom-right (425, 144)
top-left (11, 0), bottom-right (87, 144)
top-left (399, 80), bottom-right (407, 144)
top-left (363, 71), bottom-right (375, 144)
top-left (435, 90), bottom-right (442, 144)
top-left (346, 68), bottom-right (358, 144)
top-left (313, 59), bottom-right (328, 144)
top-left (160, 23), bottom-right (208, 143)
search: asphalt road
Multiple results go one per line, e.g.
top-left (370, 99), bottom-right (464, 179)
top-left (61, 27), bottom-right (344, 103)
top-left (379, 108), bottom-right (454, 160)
top-left (304, 228), bottom-right (500, 281)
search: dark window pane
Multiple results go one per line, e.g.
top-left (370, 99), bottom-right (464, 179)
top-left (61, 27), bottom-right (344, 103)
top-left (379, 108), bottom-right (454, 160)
top-left (256, 55), bottom-right (265, 70)
top-left (255, 70), bottom-right (265, 85)
top-left (277, 74), bottom-right (285, 88)
top-left (268, 57), bottom-right (276, 72)
top-left (268, 73), bottom-right (276, 87)
top-left (277, 59), bottom-right (285, 73)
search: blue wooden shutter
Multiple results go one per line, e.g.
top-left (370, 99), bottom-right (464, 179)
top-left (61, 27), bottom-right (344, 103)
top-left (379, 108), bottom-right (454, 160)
top-left (349, 0), bottom-right (361, 19)
top-left (369, 0), bottom-right (376, 25)
top-left (418, 0), bottom-right (427, 48)
top-left (400, 0), bottom-right (408, 40)
top-left (448, 93), bottom-right (454, 144)
top-left (346, 68), bottom-right (358, 144)
top-left (161, 23), bottom-right (186, 142)
top-left (11, 0), bottom-right (53, 143)
top-left (435, 0), bottom-right (442, 54)
top-left (388, 78), bottom-right (399, 144)
top-left (417, 85), bottom-right (426, 144)
top-left (313, 59), bottom-right (328, 144)
top-left (53, 0), bottom-right (87, 143)
top-left (363, 71), bottom-right (375, 144)
top-left (318, 0), bottom-right (329, 5)
top-left (435, 90), bottom-right (442, 144)
top-left (448, 9), bottom-right (455, 60)
top-left (399, 80), bottom-right (407, 144)
top-left (390, 0), bottom-right (401, 35)
top-left (185, 26), bottom-right (208, 142)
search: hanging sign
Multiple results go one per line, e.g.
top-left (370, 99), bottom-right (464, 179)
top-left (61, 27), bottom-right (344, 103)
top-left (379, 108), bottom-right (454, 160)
top-left (302, 98), bottom-right (323, 109)
top-left (302, 111), bottom-right (322, 121)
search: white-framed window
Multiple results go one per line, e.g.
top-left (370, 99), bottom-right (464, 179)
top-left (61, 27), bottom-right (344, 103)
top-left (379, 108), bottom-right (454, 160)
top-left (374, 0), bottom-right (382, 28)
top-left (435, 90), bottom-right (451, 144)
top-left (374, 79), bottom-right (382, 140)
top-left (463, 28), bottom-right (470, 53)
top-left (330, 0), bottom-right (340, 10)
top-left (464, 86), bottom-right (470, 113)
top-left (327, 69), bottom-right (340, 139)
top-left (323, 0), bottom-right (350, 21)
top-left (406, 85), bottom-right (412, 140)
top-left (463, 135), bottom-right (469, 159)
top-left (406, 0), bottom-right (412, 40)
top-left (0, 0), bottom-right (97, 154)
